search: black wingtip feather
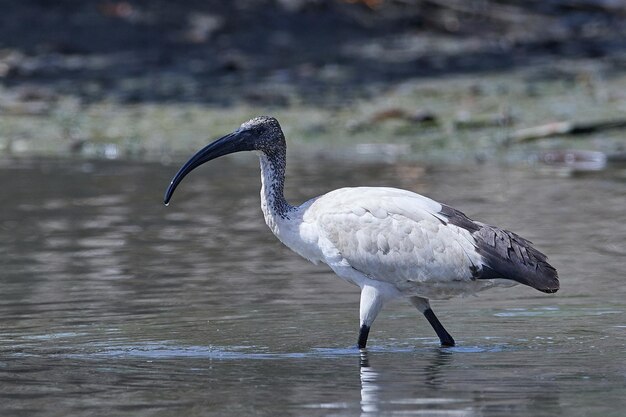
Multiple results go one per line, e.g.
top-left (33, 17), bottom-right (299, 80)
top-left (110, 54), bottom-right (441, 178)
top-left (476, 225), bottom-right (559, 293)
top-left (440, 204), bottom-right (560, 294)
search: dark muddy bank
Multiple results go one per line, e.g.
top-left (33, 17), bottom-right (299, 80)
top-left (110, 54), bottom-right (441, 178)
top-left (1, 0), bottom-right (625, 105)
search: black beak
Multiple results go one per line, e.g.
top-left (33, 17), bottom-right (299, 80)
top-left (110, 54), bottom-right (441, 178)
top-left (164, 130), bottom-right (255, 205)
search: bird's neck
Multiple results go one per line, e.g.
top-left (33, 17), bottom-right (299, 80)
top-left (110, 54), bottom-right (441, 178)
top-left (259, 149), bottom-right (294, 227)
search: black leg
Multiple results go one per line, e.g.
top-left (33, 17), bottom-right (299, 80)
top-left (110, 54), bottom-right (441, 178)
top-left (358, 324), bottom-right (370, 349)
top-left (423, 308), bottom-right (455, 347)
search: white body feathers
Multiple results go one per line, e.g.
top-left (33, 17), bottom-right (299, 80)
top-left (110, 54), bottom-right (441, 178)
top-left (259, 160), bottom-right (512, 302)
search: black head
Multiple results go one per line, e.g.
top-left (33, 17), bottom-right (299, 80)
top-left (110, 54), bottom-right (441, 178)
top-left (238, 116), bottom-right (285, 154)
top-left (163, 116), bottom-right (285, 205)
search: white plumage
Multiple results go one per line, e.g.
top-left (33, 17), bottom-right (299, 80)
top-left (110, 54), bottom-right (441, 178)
top-left (164, 116), bottom-right (559, 348)
top-left (277, 187), bottom-right (495, 298)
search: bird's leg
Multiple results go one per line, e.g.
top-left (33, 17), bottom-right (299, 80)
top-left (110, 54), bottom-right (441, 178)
top-left (358, 285), bottom-right (384, 349)
top-left (410, 296), bottom-right (455, 347)
top-left (358, 325), bottom-right (370, 350)
top-left (423, 309), bottom-right (455, 347)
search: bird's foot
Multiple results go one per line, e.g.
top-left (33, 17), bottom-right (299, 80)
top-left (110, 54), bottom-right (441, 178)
top-left (440, 337), bottom-right (455, 347)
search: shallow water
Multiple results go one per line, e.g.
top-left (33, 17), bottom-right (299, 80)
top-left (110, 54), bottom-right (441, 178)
top-left (1, 155), bottom-right (625, 416)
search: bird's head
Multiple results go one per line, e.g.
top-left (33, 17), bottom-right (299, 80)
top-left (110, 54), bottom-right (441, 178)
top-left (164, 116), bottom-right (285, 205)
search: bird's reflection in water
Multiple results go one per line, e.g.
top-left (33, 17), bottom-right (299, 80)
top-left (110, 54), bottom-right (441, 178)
top-left (359, 350), bottom-right (380, 415)
top-left (358, 348), bottom-right (564, 416)
top-left (358, 349), bottom-right (454, 416)
top-left (423, 348), bottom-right (453, 389)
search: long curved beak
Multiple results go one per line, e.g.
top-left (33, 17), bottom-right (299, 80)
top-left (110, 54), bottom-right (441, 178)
top-left (163, 130), bottom-right (254, 205)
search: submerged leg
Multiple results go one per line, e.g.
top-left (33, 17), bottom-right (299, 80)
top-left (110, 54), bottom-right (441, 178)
top-left (410, 296), bottom-right (455, 347)
top-left (358, 325), bottom-right (370, 350)
top-left (358, 285), bottom-right (384, 349)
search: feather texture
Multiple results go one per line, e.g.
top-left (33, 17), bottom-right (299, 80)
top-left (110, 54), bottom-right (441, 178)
top-left (298, 187), bottom-right (510, 299)
top-left (439, 204), bottom-right (559, 293)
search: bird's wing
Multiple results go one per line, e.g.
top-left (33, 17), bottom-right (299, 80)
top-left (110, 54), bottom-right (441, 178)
top-left (306, 188), bottom-right (481, 291)
top-left (439, 204), bottom-right (559, 293)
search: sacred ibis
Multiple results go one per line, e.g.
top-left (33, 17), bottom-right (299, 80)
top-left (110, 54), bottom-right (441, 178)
top-left (164, 116), bottom-right (559, 348)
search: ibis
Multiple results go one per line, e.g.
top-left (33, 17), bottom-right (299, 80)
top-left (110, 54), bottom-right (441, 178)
top-left (164, 116), bottom-right (559, 348)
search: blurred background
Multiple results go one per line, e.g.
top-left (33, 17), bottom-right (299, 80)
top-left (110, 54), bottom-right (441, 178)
top-left (0, 0), bottom-right (625, 161)
top-left (1, 2), bottom-right (626, 417)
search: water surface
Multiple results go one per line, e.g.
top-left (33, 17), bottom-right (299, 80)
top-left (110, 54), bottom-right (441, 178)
top-left (1, 155), bottom-right (625, 416)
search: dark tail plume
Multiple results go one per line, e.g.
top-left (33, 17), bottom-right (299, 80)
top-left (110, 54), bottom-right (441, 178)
top-left (439, 204), bottom-right (559, 293)
top-left (474, 224), bottom-right (559, 293)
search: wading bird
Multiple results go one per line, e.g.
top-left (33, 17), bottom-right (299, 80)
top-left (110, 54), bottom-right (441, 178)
top-left (164, 116), bottom-right (559, 348)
